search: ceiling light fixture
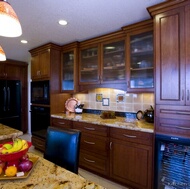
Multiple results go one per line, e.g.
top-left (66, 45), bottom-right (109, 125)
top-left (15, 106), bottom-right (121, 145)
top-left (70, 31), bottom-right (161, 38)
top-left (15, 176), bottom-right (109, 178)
top-left (0, 46), bottom-right (6, 61)
top-left (59, 20), bottom-right (68, 26)
top-left (21, 40), bottom-right (27, 44)
top-left (0, 0), bottom-right (22, 37)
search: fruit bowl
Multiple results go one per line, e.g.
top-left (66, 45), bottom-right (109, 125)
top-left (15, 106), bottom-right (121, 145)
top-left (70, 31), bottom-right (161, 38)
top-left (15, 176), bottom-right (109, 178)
top-left (0, 141), bottom-right (32, 162)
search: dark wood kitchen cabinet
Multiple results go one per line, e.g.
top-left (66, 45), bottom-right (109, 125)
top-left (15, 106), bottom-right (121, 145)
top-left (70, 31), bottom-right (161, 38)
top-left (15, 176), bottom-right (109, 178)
top-left (124, 20), bottom-right (154, 92)
top-left (51, 117), bottom-right (73, 129)
top-left (31, 135), bottom-right (46, 152)
top-left (148, 0), bottom-right (190, 137)
top-left (79, 31), bottom-right (127, 91)
top-left (29, 43), bottom-right (61, 82)
top-left (73, 121), bottom-right (110, 177)
top-left (61, 42), bottom-right (79, 93)
top-left (110, 127), bottom-right (153, 189)
top-left (0, 61), bottom-right (21, 80)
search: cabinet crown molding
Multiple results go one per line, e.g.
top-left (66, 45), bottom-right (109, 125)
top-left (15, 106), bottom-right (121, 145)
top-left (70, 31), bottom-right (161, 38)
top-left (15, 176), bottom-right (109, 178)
top-left (147, 0), bottom-right (188, 17)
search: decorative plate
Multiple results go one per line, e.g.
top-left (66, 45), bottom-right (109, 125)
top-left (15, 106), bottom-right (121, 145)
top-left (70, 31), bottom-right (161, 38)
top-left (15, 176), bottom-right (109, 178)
top-left (65, 98), bottom-right (78, 112)
top-left (0, 156), bottom-right (38, 180)
top-left (136, 110), bottom-right (144, 120)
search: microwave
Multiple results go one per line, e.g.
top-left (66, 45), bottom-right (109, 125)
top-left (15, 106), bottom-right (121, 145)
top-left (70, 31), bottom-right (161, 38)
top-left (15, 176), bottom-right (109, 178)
top-left (31, 80), bottom-right (50, 104)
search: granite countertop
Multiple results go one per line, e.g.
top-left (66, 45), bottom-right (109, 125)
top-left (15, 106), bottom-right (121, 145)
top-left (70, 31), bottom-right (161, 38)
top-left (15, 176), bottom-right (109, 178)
top-left (0, 153), bottom-right (106, 189)
top-left (0, 124), bottom-right (23, 141)
top-left (51, 113), bottom-right (154, 133)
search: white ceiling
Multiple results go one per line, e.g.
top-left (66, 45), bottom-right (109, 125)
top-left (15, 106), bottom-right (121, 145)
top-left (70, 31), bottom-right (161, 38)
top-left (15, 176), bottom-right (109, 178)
top-left (0, 0), bottom-right (165, 62)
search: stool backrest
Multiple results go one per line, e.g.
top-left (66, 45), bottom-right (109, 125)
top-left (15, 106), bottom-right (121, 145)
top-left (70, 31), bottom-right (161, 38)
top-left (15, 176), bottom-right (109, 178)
top-left (44, 126), bottom-right (81, 174)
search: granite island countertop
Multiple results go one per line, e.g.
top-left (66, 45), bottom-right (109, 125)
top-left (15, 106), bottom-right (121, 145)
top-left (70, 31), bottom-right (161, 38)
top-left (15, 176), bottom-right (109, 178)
top-left (0, 153), bottom-right (106, 189)
top-left (51, 113), bottom-right (154, 133)
top-left (0, 124), bottom-right (23, 142)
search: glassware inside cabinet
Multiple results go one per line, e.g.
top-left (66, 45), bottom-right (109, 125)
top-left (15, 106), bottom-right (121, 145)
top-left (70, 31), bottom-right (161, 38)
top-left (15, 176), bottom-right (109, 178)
top-left (130, 31), bottom-right (154, 88)
top-left (103, 40), bottom-right (125, 81)
top-left (62, 51), bottom-right (74, 90)
top-left (80, 47), bottom-right (99, 82)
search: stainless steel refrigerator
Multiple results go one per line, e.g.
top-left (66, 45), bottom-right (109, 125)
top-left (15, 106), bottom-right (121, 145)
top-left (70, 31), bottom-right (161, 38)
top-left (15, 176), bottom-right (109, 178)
top-left (0, 80), bottom-right (21, 130)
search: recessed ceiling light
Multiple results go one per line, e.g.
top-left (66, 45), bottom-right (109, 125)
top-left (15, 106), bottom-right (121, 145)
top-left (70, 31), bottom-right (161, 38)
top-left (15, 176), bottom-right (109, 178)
top-left (21, 40), bottom-right (28, 44)
top-left (59, 20), bottom-right (68, 26)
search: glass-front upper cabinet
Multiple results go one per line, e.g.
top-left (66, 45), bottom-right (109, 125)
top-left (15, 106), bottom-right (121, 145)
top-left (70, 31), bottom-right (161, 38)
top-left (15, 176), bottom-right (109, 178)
top-left (61, 42), bottom-right (79, 92)
top-left (79, 45), bottom-right (99, 84)
top-left (62, 51), bottom-right (74, 91)
top-left (128, 31), bottom-right (154, 91)
top-left (102, 40), bottom-right (125, 83)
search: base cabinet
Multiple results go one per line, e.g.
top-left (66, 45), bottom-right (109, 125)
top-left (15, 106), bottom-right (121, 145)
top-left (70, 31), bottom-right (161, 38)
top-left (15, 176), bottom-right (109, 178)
top-left (110, 138), bottom-right (152, 189)
top-left (110, 128), bottom-right (153, 189)
top-left (52, 118), bottom-right (153, 188)
top-left (73, 121), bottom-right (109, 177)
top-left (31, 135), bottom-right (46, 152)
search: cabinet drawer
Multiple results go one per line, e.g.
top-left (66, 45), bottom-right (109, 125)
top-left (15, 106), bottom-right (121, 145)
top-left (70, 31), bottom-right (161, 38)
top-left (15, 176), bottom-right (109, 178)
top-left (156, 117), bottom-right (190, 137)
top-left (81, 133), bottom-right (109, 156)
top-left (51, 118), bottom-right (72, 128)
top-left (79, 152), bottom-right (109, 176)
top-left (156, 105), bottom-right (190, 121)
top-left (110, 127), bottom-right (153, 146)
top-left (73, 121), bottom-right (108, 136)
top-left (32, 136), bottom-right (46, 152)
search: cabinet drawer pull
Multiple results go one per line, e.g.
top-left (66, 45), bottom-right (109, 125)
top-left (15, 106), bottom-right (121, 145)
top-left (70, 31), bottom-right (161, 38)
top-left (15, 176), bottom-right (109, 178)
top-left (110, 141), bottom-right (112, 150)
top-left (176, 126), bottom-right (190, 130)
top-left (57, 122), bottom-right (65, 125)
top-left (84, 127), bottom-right (95, 131)
top-left (123, 134), bottom-right (137, 138)
top-left (161, 124), bottom-right (190, 130)
top-left (84, 140), bottom-right (95, 145)
top-left (182, 89), bottom-right (184, 101)
top-left (84, 157), bottom-right (95, 163)
top-left (160, 110), bottom-right (190, 115)
top-left (176, 111), bottom-right (190, 115)
top-left (187, 90), bottom-right (190, 101)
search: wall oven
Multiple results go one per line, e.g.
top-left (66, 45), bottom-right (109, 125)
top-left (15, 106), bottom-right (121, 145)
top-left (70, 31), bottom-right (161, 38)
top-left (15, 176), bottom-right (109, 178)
top-left (30, 106), bottom-right (50, 138)
top-left (31, 80), bottom-right (50, 105)
top-left (155, 134), bottom-right (190, 189)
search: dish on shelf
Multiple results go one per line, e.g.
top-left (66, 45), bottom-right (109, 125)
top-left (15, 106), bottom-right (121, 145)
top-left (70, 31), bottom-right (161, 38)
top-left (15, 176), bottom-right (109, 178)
top-left (0, 156), bottom-right (38, 180)
top-left (65, 98), bottom-right (78, 112)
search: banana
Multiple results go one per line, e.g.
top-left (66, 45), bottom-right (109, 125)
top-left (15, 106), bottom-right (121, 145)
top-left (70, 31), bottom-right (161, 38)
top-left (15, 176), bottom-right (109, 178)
top-left (20, 139), bottom-right (28, 151)
top-left (1, 138), bottom-right (23, 154)
top-left (3, 143), bottom-right (13, 150)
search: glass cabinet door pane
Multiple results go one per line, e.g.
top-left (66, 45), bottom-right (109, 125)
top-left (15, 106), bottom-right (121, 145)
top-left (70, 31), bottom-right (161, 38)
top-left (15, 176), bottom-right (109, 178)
top-left (80, 47), bottom-right (99, 82)
top-left (130, 31), bottom-right (153, 88)
top-left (103, 40), bottom-right (125, 82)
top-left (62, 51), bottom-right (74, 90)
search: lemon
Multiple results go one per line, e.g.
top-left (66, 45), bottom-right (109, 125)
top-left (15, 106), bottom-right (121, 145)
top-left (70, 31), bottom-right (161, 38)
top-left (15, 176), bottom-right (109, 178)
top-left (5, 166), bottom-right (17, 177)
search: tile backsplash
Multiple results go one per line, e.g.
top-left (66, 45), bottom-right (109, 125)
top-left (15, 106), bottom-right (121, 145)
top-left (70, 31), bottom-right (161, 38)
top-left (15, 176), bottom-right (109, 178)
top-left (73, 88), bottom-right (154, 113)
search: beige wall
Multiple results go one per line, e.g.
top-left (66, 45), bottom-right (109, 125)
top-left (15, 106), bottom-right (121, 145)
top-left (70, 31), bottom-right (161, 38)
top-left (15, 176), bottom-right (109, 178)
top-left (74, 88), bottom-right (154, 113)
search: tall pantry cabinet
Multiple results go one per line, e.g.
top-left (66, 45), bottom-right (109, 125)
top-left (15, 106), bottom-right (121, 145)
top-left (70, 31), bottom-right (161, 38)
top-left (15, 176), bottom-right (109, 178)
top-left (148, 0), bottom-right (190, 137)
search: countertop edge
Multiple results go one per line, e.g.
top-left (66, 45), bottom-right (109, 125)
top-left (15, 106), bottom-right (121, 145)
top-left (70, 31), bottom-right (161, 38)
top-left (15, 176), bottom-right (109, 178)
top-left (51, 113), bottom-right (154, 133)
